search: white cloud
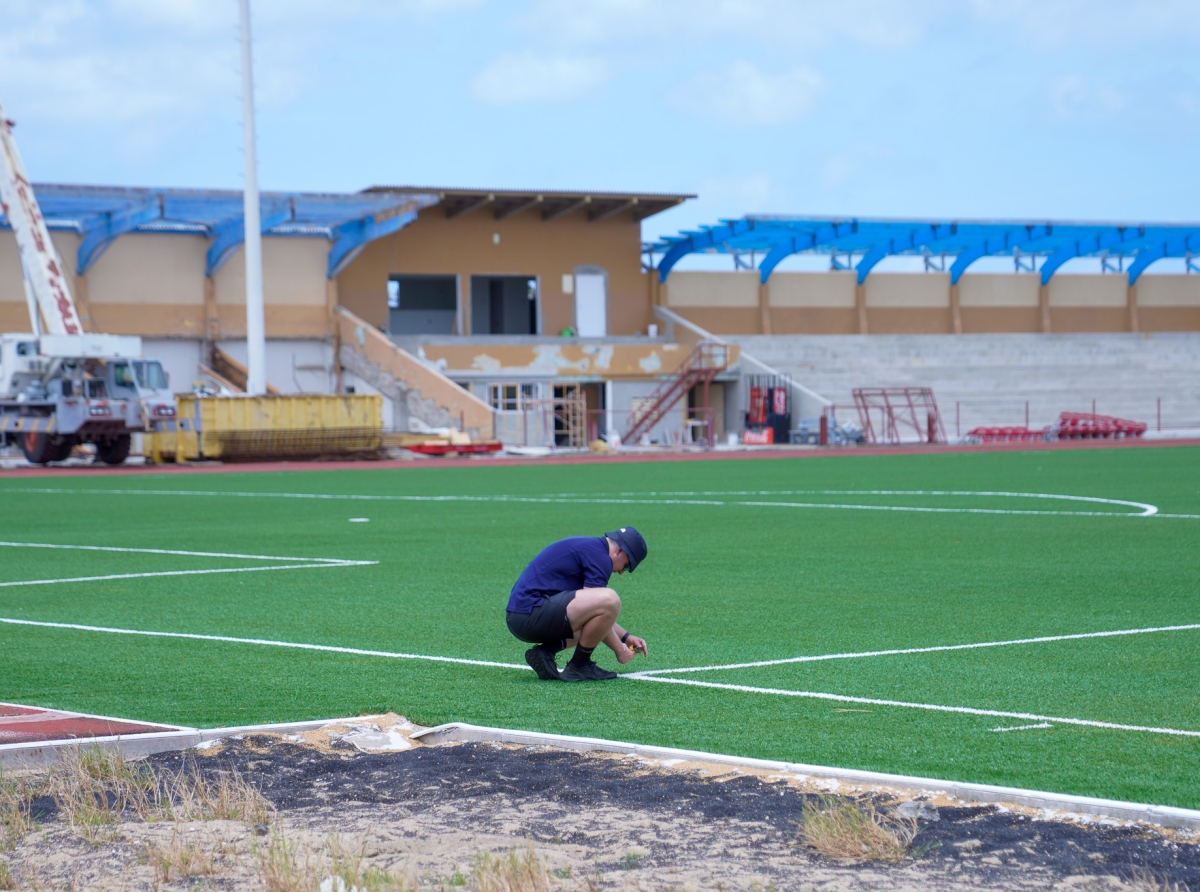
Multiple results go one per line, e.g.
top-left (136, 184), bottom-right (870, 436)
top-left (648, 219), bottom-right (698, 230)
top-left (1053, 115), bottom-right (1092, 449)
top-left (674, 62), bottom-right (823, 126)
top-left (471, 53), bottom-right (608, 105)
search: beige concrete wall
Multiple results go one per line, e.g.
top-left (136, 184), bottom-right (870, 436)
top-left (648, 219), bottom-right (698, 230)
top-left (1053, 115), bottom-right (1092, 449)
top-left (1137, 275), bottom-right (1200, 306)
top-left (87, 233), bottom-right (206, 305)
top-left (213, 238), bottom-right (329, 307)
top-left (1048, 274), bottom-right (1127, 307)
top-left (959, 273), bottom-right (1040, 307)
top-left (768, 271), bottom-right (856, 307)
top-left (0, 231), bottom-right (82, 331)
top-left (866, 273), bottom-right (950, 308)
top-left (665, 271), bottom-right (759, 308)
top-left (337, 206), bottom-right (649, 336)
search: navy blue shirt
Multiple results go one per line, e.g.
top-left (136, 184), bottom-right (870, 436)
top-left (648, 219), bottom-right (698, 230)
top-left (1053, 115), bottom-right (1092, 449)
top-left (507, 536), bottom-right (613, 614)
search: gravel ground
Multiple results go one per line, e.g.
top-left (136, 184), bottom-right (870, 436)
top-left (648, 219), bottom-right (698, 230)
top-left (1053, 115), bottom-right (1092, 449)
top-left (3, 725), bottom-right (1198, 891)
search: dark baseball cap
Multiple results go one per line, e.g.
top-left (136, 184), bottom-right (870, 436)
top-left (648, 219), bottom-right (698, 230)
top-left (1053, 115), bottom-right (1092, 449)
top-left (605, 526), bottom-right (648, 572)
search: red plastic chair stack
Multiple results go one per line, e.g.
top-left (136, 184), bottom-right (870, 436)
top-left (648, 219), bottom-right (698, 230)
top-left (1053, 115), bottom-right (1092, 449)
top-left (1053, 412), bottom-right (1147, 440)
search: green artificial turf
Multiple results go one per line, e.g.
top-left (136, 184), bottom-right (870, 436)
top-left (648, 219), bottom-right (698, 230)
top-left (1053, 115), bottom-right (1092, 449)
top-left (1, 445), bottom-right (1198, 807)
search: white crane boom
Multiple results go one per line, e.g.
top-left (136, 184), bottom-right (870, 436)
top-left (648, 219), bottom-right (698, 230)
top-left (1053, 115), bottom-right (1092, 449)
top-left (0, 100), bottom-right (84, 336)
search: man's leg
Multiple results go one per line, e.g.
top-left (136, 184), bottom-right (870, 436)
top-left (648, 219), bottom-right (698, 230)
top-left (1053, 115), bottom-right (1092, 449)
top-left (562, 588), bottom-right (620, 681)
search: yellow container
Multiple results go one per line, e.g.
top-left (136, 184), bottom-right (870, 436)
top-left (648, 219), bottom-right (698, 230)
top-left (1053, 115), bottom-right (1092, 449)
top-left (147, 394), bottom-right (383, 462)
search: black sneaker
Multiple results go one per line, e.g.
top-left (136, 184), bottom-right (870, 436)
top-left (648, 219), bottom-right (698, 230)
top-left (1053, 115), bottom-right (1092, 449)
top-left (561, 660), bottom-right (618, 682)
top-left (525, 646), bottom-right (561, 681)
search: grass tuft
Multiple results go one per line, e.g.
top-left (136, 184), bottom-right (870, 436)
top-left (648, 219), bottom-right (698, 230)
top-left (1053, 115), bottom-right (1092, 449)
top-left (0, 771), bottom-right (38, 850)
top-left (158, 761), bottom-right (274, 825)
top-left (470, 847), bottom-right (555, 892)
top-left (0, 860), bottom-right (14, 891)
top-left (46, 746), bottom-right (155, 842)
top-left (46, 745), bottom-right (275, 842)
top-left (253, 824), bottom-right (316, 892)
top-left (799, 795), bottom-right (922, 862)
top-left (1128, 867), bottom-right (1190, 892)
top-left (144, 828), bottom-right (222, 883)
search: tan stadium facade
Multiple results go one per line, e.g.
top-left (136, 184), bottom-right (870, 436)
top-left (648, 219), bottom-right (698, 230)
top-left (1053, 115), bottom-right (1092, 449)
top-left (3, 183), bottom-right (1200, 445)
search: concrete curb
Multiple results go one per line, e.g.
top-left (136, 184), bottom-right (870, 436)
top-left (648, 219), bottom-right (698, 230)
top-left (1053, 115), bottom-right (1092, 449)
top-left (7, 715), bottom-right (1198, 832)
top-left (411, 721), bottom-right (1200, 832)
top-left (0, 719), bottom-right (338, 769)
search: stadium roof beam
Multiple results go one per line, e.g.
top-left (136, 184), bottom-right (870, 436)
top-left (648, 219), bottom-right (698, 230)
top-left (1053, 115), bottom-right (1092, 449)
top-left (205, 200), bottom-right (295, 276)
top-left (76, 195), bottom-right (164, 274)
top-left (327, 201), bottom-right (421, 278)
top-left (1128, 232), bottom-right (1200, 285)
top-left (657, 219), bottom-right (762, 282)
top-left (756, 221), bottom-right (862, 283)
top-left (1038, 227), bottom-right (1148, 285)
top-left (948, 224), bottom-right (1054, 285)
top-left (841, 224), bottom-right (958, 285)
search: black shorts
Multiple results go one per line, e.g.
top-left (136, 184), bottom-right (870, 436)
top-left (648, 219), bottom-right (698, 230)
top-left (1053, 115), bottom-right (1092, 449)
top-left (506, 590), bottom-right (577, 647)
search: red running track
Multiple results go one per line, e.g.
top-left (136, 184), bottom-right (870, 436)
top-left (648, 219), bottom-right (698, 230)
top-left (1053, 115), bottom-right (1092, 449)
top-left (0, 702), bottom-right (181, 745)
top-left (0, 436), bottom-right (1198, 479)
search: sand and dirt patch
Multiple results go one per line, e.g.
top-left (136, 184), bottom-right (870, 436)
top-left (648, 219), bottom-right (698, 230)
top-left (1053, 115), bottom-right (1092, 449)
top-left (0, 717), bottom-right (1197, 890)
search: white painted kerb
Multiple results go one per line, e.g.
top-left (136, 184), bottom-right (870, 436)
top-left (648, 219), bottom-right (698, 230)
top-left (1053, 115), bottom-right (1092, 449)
top-left (410, 721), bottom-right (1200, 832)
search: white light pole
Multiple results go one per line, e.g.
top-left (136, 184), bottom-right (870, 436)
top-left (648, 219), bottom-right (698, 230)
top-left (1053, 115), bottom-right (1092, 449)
top-left (239, 0), bottom-right (266, 395)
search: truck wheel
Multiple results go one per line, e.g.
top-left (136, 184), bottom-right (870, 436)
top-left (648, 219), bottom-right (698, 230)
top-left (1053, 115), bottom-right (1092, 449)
top-left (52, 436), bottom-right (76, 462)
top-left (21, 432), bottom-right (62, 464)
top-left (95, 434), bottom-right (131, 465)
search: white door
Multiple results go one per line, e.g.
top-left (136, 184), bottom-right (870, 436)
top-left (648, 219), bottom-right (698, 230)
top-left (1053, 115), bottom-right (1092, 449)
top-left (574, 271), bottom-right (607, 337)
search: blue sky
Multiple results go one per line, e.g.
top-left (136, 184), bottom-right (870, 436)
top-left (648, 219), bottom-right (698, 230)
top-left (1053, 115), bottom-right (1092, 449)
top-left (2, 0), bottom-right (1197, 245)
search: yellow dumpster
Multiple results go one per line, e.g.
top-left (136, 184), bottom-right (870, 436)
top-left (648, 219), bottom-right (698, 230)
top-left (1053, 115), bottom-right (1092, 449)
top-left (146, 394), bottom-right (383, 462)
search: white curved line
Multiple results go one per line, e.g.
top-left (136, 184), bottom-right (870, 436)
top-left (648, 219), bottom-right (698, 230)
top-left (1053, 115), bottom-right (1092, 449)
top-left (0, 488), bottom-right (1165, 517)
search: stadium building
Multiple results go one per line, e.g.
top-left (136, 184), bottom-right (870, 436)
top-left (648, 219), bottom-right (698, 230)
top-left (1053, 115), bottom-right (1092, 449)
top-left (3, 185), bottom-right (1200, 445)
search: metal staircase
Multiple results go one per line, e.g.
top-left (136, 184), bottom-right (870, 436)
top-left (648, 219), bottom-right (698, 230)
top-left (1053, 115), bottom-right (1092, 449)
top-left (623, 342), bottom-right (730, 444)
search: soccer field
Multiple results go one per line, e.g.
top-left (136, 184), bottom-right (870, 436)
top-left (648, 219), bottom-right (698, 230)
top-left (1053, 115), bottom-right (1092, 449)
top-left (2, 445), bottom-right (1198, 809)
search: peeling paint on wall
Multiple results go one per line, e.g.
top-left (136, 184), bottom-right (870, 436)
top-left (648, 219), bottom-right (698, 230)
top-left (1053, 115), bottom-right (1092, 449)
top-left (421, 342), bottom-right (731, 379)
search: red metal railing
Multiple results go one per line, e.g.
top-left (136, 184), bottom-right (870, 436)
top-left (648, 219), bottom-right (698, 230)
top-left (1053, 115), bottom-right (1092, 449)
top-left (623, 342), bottom-right (730, 445)
top-left (851, 387), bottom-right (946, 445)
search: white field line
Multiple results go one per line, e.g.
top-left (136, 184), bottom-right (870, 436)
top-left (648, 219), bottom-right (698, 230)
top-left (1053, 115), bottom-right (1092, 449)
top-left (0, 487), bottom-right (1168, 518)
top-left (0, 541), bottom-right (374, 589)
top-left (632, 623), bottom-right (1200, 676)
top-left (3, 616), bottom-right (1196, 738)
top-left (0, 617), bottom-right (528, 671)
top-left (0, 541), bottom-right (353, 564)
top-left (0, 563), bottom-right (376, 589)
top-left (630, 675), bottom-right (1200, 738)
top-left (992, 723), bottom-right (1053, 733)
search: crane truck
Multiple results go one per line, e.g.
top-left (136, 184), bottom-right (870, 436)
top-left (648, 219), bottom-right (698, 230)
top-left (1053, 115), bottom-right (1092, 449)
top-left (0, 101), bottom-right (176, 465)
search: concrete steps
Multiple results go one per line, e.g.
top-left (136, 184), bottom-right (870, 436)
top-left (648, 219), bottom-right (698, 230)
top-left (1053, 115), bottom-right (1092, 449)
top-left (335, 307), bottom-right (494, 437)
top-left (728, 333), bottom-right (1200, 434)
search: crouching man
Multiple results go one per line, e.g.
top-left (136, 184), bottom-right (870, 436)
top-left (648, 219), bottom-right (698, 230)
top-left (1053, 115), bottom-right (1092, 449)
top-left (505, 527), bottom-right (648, 682)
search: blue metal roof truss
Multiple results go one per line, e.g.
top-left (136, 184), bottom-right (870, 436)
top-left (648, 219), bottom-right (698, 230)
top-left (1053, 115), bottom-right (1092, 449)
top-left (0, 184), bottom-right (435, 279)
top-left (649, 217), bottom-right (1200, 286)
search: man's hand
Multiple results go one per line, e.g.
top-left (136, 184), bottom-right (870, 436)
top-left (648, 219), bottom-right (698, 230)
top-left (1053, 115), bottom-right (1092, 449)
top-left (618, 635), bottom-right (648, 663)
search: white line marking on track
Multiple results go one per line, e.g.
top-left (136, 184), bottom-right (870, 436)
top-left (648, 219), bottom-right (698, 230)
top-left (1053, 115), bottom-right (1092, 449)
top-left (0, 488), bottom-right (1170, 518)
top-left (629, 675), bottom-right (1200, 738)
top-left (991, 723), bottom-right (1053, 733)
top-left (0, 617), bottom-right (528, 671)
top-left (632, 623), bottom-right (1200, 676)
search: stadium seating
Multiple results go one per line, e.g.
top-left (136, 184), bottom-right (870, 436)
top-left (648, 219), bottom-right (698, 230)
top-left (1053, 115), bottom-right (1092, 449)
top-left (730, 333), bottom-right (1200, 436)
